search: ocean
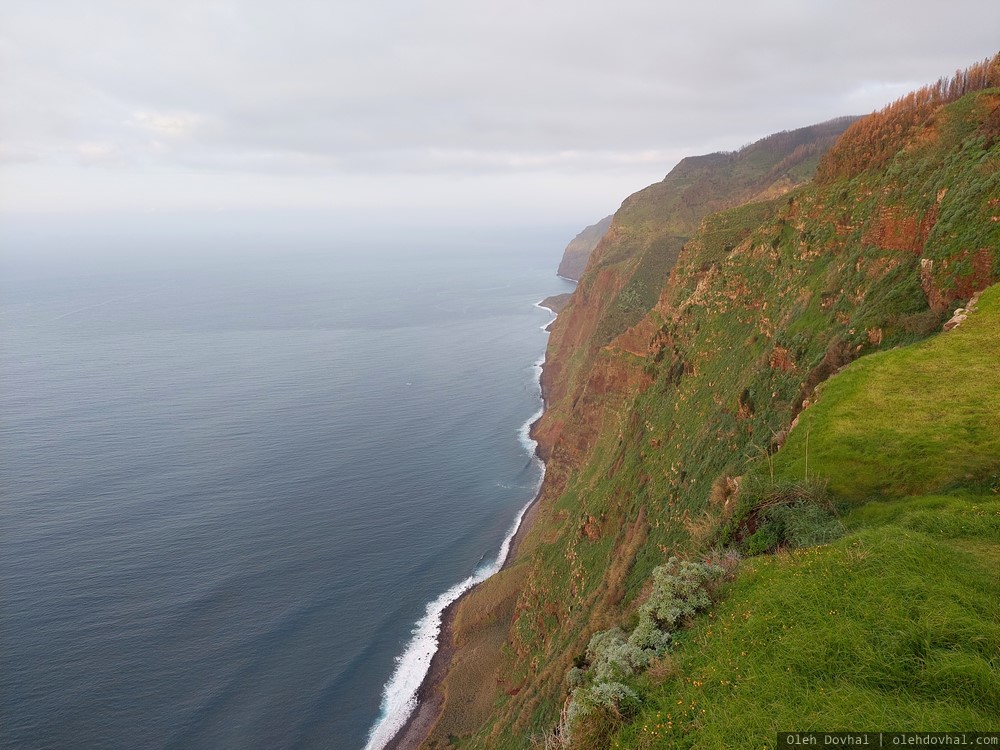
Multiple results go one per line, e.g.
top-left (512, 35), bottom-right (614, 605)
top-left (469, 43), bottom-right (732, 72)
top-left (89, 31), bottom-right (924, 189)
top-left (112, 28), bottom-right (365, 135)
top-left (0, 226), bottom-right (574, 750)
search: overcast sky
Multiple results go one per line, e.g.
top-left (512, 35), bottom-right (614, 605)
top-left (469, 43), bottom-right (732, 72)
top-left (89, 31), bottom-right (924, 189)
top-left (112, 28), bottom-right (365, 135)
top-left (2, 0), bottom-right (998, 229)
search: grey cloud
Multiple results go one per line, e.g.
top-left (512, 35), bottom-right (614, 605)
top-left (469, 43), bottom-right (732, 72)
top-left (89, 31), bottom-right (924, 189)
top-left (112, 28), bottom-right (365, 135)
top-left (1, 0), bottom-right (998, 215)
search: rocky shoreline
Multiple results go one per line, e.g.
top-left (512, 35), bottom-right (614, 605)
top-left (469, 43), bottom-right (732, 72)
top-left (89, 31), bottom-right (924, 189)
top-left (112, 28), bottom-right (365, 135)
top-left (382, 299), bottom-right (560, 750)
top-left (384, 449), bottom-right (547, 750)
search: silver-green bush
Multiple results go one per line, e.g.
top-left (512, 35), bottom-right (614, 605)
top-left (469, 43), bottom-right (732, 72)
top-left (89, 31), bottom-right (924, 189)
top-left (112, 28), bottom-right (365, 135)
top-left (586, 628), bottom-right (649, 681)
top-left (639, 557), bottom-right (723, 630)
top-left (627, 612), bottom-right (672, 654)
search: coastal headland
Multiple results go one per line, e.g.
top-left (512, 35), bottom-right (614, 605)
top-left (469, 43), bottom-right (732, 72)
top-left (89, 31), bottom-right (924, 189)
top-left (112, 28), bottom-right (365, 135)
top-left (382, 54), bottom-right (1000, 750)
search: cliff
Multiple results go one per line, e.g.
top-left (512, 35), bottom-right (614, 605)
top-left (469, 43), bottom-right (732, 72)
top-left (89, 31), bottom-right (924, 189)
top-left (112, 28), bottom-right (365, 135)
top-left (535, 117), bottom-right (854, 463)
top-left (557, 216), bottom-right (612, 281)
top-left (415, 55), bottom-right (1000, 749)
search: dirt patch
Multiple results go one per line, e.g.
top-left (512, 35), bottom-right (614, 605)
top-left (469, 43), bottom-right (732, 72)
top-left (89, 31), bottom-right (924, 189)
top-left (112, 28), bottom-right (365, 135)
top-left (769, 345), bottom-right (796, 372)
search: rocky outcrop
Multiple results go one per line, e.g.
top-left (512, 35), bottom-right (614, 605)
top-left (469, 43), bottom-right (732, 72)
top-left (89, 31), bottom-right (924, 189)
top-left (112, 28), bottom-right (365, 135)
top-left (537, 293), bottom-right (573, 315)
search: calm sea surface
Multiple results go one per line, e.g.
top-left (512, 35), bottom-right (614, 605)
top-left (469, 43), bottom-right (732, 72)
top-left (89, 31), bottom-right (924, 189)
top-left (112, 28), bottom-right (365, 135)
top-left (0, 230), bottom-right (573, 749)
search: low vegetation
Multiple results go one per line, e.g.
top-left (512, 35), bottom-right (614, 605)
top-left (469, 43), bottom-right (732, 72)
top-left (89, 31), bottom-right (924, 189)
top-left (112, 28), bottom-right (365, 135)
top-left (775, 286), bottom-right (1000, 500)
top-left (533, 558), bottom-right (723, 748)
top-left (817, 52), bottom-right (1000, 182)
top-left (605, 285), bottom-right (1000, 748)
top-left (425, 62), bottom-right (1000, 750)
top-left (615, 502), bottom-right (1000, 748)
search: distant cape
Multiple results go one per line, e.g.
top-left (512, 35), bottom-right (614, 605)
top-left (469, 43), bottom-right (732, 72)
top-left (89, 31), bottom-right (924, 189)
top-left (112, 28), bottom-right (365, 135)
top-left (556, 215), bottom-right (612, 281)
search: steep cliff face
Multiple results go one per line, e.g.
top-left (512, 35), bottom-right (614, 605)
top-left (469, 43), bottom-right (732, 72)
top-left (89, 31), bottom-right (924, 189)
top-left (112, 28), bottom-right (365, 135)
top-left (536, 118), bottom-right (854, 464)
top-left (556, 216), bottom-right (612, 281)
top-left (420, 61), bottom-right (1000, 750)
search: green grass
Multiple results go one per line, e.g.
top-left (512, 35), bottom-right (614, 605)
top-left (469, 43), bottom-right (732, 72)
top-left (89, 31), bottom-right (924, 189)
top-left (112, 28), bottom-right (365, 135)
top-left (846, 493), bottom-right (1000, 543)
top-left (438, 90), bottom-right (1000, 749)
top-left (607, 288), bottom-right (1000, 748)
top-left (613, 509), bottom-right (1000, 749)
top-left (775, 285), bottom-right (1000, 501)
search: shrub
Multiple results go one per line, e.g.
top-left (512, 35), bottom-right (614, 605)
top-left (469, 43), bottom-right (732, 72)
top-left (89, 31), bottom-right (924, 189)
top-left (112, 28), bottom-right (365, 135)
top-left (559, 558), bottom-right (725, 746)
top-left (639, 557), bottom-right (724, 630)
top-left (733, 476), bottom-right (843, 554)
top-left (564, 682), bottom-right (641, 747)
top-left (586, 628), bottom-right (650, 682)
top-left (627, 613), bottom-right (672, 654)
top-left (564, 689), bottom-right (590, 742)
top-left (586, 628), bottom-right (628, 662)
top-left (565, 667), bottom-right (587, 689)
top-left (746, 523), bottom-right (781, 555)
top-left (768, 501), bottom-right (844, 547)
top-left (590, 682), bottom-right (642, 718)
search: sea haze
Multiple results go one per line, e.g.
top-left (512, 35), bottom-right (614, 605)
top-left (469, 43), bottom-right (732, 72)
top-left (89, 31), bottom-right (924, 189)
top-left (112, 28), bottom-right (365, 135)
top-left (0, 227), bottom-right (574, 749)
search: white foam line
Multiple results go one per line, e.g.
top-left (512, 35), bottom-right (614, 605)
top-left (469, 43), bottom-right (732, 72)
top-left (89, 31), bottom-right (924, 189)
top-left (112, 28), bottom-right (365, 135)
top-left (362, 468), bottom-right (544, 750)
top-left (363, 302), bottom-right (551, 750)
top-left (518, 406), bottom-right (544, 453)
top-left (534, 299), bottom-right (559, 330)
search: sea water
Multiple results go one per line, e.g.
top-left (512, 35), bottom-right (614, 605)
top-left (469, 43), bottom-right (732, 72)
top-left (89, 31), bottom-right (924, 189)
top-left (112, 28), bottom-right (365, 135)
top-left (0, 225), bottom-right (575, 749)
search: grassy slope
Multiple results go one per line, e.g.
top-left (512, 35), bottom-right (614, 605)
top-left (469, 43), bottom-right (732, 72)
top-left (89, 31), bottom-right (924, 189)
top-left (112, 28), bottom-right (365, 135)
top-left (425, 86), bottom-right (1000, 749)
top-left (613, 286), bottom-right (1000, 748)
top-left (539, 118), bottom-right (854, 419)
top-left (775, 287), bottom-right (1000, 500)
top-left (588, 119), bottom-right (854, 347)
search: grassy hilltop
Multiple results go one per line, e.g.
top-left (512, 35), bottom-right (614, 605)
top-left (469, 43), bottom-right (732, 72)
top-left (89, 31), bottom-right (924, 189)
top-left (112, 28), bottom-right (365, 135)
top-left (421, 55), bottom-right (1000, 749)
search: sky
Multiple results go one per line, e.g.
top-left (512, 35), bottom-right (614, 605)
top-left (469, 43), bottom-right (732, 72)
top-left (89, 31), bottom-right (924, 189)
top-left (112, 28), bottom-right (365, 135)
top-left (1, 0), bottom-right (999, 232)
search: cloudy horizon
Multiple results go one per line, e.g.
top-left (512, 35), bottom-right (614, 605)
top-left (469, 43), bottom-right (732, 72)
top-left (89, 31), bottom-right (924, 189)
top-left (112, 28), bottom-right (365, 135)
top-left (2, 1), bottom-right (998, 230)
